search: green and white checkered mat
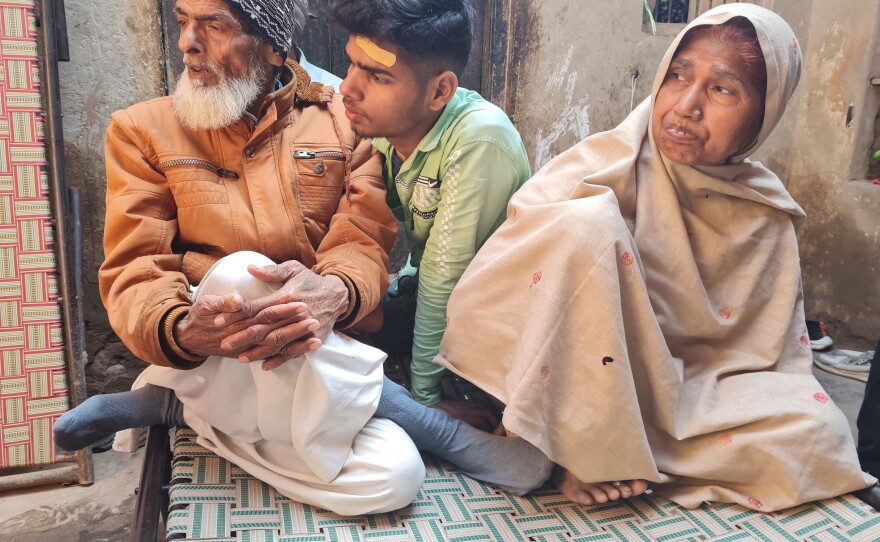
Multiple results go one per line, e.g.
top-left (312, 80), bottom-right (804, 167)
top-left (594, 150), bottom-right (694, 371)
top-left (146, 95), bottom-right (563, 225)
top-left (165, 427), bottom-right (880, 542)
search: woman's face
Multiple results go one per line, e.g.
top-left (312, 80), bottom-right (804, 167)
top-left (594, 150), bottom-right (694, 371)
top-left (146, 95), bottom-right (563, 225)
top-left (651, 33), bottom-right (764, 166)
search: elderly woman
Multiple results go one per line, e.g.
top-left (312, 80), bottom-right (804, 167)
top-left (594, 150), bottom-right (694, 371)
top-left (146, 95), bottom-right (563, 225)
top-left (436, 4), bottom-right (875, 511)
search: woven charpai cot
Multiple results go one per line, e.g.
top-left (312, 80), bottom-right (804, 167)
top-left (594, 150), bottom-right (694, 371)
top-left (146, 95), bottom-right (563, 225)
top-left (165, 427), bottom-right (880, 542)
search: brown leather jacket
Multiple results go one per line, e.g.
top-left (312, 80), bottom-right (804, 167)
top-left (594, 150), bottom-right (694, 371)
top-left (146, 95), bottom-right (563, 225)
top-left (100, 65), bottom-right (397, 368)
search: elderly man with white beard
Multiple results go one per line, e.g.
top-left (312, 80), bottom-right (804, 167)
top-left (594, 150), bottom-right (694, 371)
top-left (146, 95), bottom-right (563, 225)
top-left (53, 0), bottom-right (554, 515)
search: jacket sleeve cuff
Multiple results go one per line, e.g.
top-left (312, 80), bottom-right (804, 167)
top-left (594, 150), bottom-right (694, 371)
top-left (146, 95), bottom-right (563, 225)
top-left (319, 269), bottom-right (361, 328)
top-left (182, 251), bottom-right (220, 285)
top-left (158, 305), bottom-right (207, 369)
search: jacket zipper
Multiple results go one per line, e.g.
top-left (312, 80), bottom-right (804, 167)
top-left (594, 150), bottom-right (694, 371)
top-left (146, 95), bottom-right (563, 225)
top-left (158, 159), bottom-right (239, 179)
top-left (293, 150), bottom-right (346, 160)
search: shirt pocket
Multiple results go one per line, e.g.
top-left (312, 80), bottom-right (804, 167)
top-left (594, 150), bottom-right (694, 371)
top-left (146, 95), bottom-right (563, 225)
top-left (410, 176), bottom-right (442, 238)
top-left (293, 149), bottom-right (346, 227)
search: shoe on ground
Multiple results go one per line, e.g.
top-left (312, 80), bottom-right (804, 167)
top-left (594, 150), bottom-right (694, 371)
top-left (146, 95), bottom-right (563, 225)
top-left (813, 348), bottom-right (873, 382)
top-left (806, 320), bottom-right (833, 351)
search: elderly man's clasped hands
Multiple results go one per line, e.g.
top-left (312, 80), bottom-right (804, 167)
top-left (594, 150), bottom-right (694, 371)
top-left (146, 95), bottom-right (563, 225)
top-left (175, 261), bottom-right (349, 370)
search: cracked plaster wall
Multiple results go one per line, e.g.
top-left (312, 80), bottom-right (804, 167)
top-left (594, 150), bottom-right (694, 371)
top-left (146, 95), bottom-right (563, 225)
top-left (59, 0), bottom-right (165, 392)
top-left (773, 0), bottom-right (880, 347)
top-left (513, 1), bottom-right (675, 171)
top-left (514, 0), bottom-right (880, 345)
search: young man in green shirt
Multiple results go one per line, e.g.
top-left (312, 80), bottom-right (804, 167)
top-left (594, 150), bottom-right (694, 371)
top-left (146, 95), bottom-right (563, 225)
top-left (331, 0), bottom-right (531, 420)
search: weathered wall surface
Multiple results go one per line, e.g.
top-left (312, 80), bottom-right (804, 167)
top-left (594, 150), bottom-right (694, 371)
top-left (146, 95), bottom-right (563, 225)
top-left (514, 0), bottom-right (880, 345)
top-left (59, 0), bottom-right (166, 391)
top-left (512, 1), bottom-right (674, 171)
top-left (775, 0), bottom-right (880, 347)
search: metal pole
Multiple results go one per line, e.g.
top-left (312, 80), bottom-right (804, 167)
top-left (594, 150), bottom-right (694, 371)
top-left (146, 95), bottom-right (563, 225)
top-left (37, 0), bottom-right (93, 484)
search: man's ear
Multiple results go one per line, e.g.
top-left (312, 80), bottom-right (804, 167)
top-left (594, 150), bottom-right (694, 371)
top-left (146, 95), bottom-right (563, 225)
top-left (426, 71), bottom-right (458, 112)
top-left (261, 43), bottom-right (285, 67)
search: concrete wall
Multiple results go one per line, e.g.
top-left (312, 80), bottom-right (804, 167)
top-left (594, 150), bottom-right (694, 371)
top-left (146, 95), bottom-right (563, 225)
top-left (776, 0), bottom-right (880, 347)
top-left (513, 0), bottom-right (880, 346)
top-left (59, 0), bottom-right (166, 391)
top-left (512, 1), bottom-right (674, 171)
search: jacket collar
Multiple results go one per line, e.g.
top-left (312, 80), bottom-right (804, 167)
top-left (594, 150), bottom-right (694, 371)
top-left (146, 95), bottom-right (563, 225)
top-left (255, 63), bottom-right (298, 121)
top-left (228, 63), bottom-right (297, 139)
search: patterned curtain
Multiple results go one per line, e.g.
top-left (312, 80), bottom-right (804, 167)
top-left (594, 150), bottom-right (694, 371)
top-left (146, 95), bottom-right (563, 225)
top-left (0, 0), bottom-right (70, 469)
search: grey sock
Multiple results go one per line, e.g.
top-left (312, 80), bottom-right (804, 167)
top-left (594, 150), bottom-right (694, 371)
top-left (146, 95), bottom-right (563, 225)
top-left (53, 384), bottom-right (184, 452)
top-left (374, 377), bottom-right (553, 495)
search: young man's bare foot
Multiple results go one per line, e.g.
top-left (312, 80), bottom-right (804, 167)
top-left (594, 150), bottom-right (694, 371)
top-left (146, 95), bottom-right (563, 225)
top-left (551, 465), bottom-right (648, 505)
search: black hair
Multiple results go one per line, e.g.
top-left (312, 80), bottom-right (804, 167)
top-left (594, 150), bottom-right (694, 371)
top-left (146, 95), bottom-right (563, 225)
top-left (330, 0), bottom-right (473, 78)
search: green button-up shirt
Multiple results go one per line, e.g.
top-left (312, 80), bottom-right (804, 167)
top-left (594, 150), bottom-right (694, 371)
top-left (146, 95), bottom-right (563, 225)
top-left (374, 88), bottom-right (530, 404)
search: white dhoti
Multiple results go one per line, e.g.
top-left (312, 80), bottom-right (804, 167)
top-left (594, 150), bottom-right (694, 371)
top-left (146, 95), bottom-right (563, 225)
top-left (115, 251), bottom-right (425, 515)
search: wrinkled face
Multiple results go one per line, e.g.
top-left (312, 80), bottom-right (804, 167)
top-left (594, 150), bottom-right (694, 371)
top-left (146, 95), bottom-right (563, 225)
top-left (651, 33), bottom-right (764, 166)
top-left (172, 0), bottom-right (279, 129)
top-left (339, 36), bottom-right (436, 153)
top-left (174, 0), bottom-right (271, 87)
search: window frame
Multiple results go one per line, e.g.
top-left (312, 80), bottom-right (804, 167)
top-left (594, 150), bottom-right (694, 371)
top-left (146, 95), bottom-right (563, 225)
top-left (643, 0), bottom-right (770, 35)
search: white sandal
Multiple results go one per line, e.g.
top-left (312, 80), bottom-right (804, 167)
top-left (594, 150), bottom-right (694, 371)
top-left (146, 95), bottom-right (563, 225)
top-left (813, 349), bottom-right (873, 382)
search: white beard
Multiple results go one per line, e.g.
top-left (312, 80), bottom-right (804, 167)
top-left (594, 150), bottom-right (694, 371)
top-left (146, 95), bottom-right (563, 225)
top-left (171, 64), bottom-right (267, 130)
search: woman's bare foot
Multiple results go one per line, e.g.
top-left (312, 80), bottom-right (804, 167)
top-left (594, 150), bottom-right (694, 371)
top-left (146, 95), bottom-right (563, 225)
top-left (551, 465), bottom-right (648, 505)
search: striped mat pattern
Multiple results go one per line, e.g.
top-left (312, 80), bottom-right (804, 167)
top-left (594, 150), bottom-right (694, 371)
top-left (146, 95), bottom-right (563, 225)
top-left (166, 427), bottom-right (880, 542)
top-left (0, 0), bottom-right (69, 470)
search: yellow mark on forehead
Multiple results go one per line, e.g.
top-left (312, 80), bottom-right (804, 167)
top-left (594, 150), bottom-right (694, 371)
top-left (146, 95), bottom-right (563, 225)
top-left (355, 35), bottom-right (396, 68)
